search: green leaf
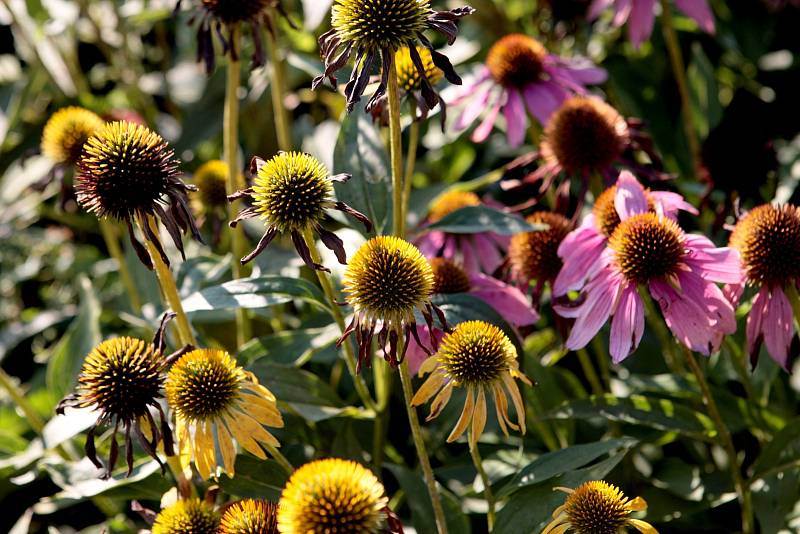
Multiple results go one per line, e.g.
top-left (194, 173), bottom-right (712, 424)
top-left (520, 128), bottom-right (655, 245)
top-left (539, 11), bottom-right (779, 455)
top-left (46, 276), bottom-right (101, 398)
top-left (548, 394), bottom-right (716, 441)
top-left (45, 459), bottom-right (169, 504)
top-left (238, 325), bottom-right (340, 366)
top-left (333, 106), bottom-right (390, 234)
top-left (248, 362), bottom-right (344, 407)
top-left (750, 418), bottom-right (800, 481)
top-left (219, 455), bottom-right (289, 501)
top-left (182, 276), bottom-right (329, 314)
top-left (432, 293), bottom-right (523, 355)
top-left (423, 206), bottom-right (545, 235)
top-left (498, 437), bottom-right (637, 497)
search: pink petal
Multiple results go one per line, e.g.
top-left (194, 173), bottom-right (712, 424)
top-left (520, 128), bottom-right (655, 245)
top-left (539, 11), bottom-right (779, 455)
top-left (674, 0), bottom-right (716, 34)
top-left (761, 286), bottom-right (793, 369)
top-left (471, 233), bottom-right (506, 274)
top-left (683, 235), bottom-right (743, 284)
top-left (649, 191), bottom-right (699, 217)
top-left (612, 0), bottom-right (634, 27)
top-left (504, 89), bottom-right (527, 148)
top-left (553, 219), bottom-right (607, 296)
top-left (449, 68), bottom-right (492, 107)
top-left (614, 170), bottom-right (650, 220)
top-left (406, 325), bottom-right (444, 374)
top-left (565, 267), bottom-right (623, 350)
top-left (745, 288), bottom-right (768, 360)
top-left (523, 81), bottom-right (567, 125)
top-left (609, 282), bottom-right (645, 363)
top-left (627, 0), bottom-right (656, 48)
top-left (650, 280), bottom-right (713, 355)
top-left (723, 281), bottom-right (746, 307)
top-left (551, 56), bottom-right (608, 85)
top-left (471, 90), bottom-right (504, 143)
top-left (588, 0), bottom-right (615, 20)
top-left (469, 273), bottom-right (540, 327)
top-left (415, 230), bottom-right (447, 258)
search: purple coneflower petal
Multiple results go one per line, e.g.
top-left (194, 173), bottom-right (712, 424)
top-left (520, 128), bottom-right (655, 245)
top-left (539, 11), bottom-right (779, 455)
top-left (554, 217), bottom-right (607, 296)
top-left (746, 288), bottom-right (768, 360)
top-left (761, 286), bottom-right (793, 368)
top-left (609, 283), bottom-right (645, 363)
top-left (627, 0), bottom-right (656, 48)
top-left (523, 81), bottom-right (567, 125)
top-left (416, 230), bottom-right (447, 258)
top-left (454, 80), bottom-right (494, 131)
top-left (472, 233), bottom-right (507, 274)
top-left (504, 89), bottom-right (527, 147)
top-left (565, 266), bottom-right (623, 350)
top-left (552, 57), bottom-right (609, 85)
top-left (588, 0), bottom-right (616, 21)
top-left (683, 235), bottom-right (743, 284)
top-left (615, 170), bottom-right (650, 219)
top-left (469, 273), bottom-right (540, 327)
top-left (471, 90), bottom-right (504, 142)
top-left (612, 0), bottom-right (635, 27)
top-left (650, 191), bottom-right (699, 216)
top-left (650, 279), bottom-right (714, 354)
top-left (674, 0), bottom-right (716, 34)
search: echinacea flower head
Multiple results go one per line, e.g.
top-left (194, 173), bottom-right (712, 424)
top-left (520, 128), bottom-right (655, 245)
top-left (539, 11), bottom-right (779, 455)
top-left (314, 0), bottom-right (474, 112)
top-left (229, 152), bottom-right (371, 270)
top-left (542, 481), bottom-right (657, 534)
top-left (75, 120), bottom-right (202, 269)
top-left (727, 204), bottom-right (800, 369)
top-left (557, 173), bottom-right (740, 362)
top-left (554, 171), bottom-right (696, 298)
top-left (450, 34), bottom-right (606, 147)
top-left (152, 498), bottom-right (220, 534)
top-left (41, 107), bottom-right (105, 166)
top-left (277, 458), bottom-right (402, 534)
top-left (194, 159), bottom-right (230, 209)
top-left (220, 499), bottom-right (278, 534)
top-left (56, 330), bottom-right (174, 477)
top-left (509, 211), bottom-right (573, 289)
top-left (341, 236), bottom-right (444, 370)
top-left (165, 348), bottom-right (283, 479)
top-left (588, 0), bottom-right (715, 48)
top-left (412, 320), bottom-right (531, 446)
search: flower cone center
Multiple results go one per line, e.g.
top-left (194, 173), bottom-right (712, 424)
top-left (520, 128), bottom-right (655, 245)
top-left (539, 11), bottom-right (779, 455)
top-left (730, 204), bottom-right (800, 287)
top-left (610, 213), bottom-right (685, 284)
top-left (396, 46), bottom-right (442, 92)
top-left (565, 482), bottom-right (630, 534)
top-left (428, 190), bottom-right (480, 223)
top-left (166, 350), bottom-right (241, 421)
top-left (331, 0), bottom-right (430, 49)
top-left (438, 321), bottom-right (516, 385)
top-left (509, 211), bottom-right (572, 282)
top-left (487, 34), bottom-right (547, 87)
top-left (430, 257), bottom-right (471, 294)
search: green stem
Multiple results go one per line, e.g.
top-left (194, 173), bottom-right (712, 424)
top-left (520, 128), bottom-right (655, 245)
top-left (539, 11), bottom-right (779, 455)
top-left (387, 63), bottom-right (405, 237)
top-left (680, 344), bottom-right (753, 534)
top-left (399, 359), bottom-right (449, 534)
top-left (139, 216), bottom-right (197, 346)
top-left (99, 219), bottom-right (142, 313)
top-left (265, 17), bottom-right (292, 151)
top-left (372, 359), bottom-right (392, 471)
top-left (264, 442), bottom-right (294, 475)
top-left (659, 0), bottom-right (701, 177)
top-left (590, 336), bottom-right (612, 390)
top-left (469, 441), bottom-right (495, 531)
top-left (0, 368), bottom-right (46, 433)
top-left (224, 26), bottom-right (252, 347)
top-left (301, 228), bottom-right (377, 412)
top-left (402, 110), bottom-right (420, 218)
top-left (576, 348), bottom-right (604, 396)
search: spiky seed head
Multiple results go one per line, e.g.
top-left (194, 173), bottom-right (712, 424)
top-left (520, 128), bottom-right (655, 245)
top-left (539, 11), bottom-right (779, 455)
top-left (509, 212), bottom-right (572, 283)
top-left (730, 204), bottom-right (800, 287)
top-left (152, 499), bottom-right (220, 534)
top-left (41, 107), bottom-right (105, 165)
top-left (194, 160), bottom-right (230, 208)
top-left (75, 121), bottom-right (180, 221)
top-left (437, 321), bottom-right (517, 386)
top-left (427, 190), bottom-right (481, 223)
top-left (544, 97), bottom-right (628, 174)
top-left (343, 236), bottom-right (434, 323)
top-left (609, 213), bottom-right (685, 284)
top-left (251, 152), bottom-right (333, 233)
top-left (563, 481), bottom-right (633, 534)
top-left (220, 499), bottom-right (279, 534)
top-left (429, 257), bottom-right (471, 294)
top-left (201, 0), bottom-right (273, 24)
top-left (486, 34), bottom-right (548, 88)
top-left (277, 458), bottom-right (388, 534)
top-left (165, 349), bottom-right (243, 422)
top-left (396, 46), bottom-right (443, 92)
top-left (331, 0), bottom-right (431, 50)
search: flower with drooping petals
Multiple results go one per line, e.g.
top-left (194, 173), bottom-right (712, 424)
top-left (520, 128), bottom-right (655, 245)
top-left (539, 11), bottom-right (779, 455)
top-left (165, 348), bottom-right (283, 479)
top-left (191, 159), bottom-right (234, 246)
top-left (556, 173), bottom-right (740, 362)
top-left (449, 34), bottom-right (606, 147)
top-left (727, 204), bottom-right (800, 370)
top-left (588, 0), bottom-right (715, 48)
top-left (313, 0), bottom-right (474, 112)
top-left (41, 107), bottom-right (105, 166)
top-left (220, 499), bottom-right (278, 534)
top-left (542, 481), bottom-right (657, 534)
top-left (412, 320), bottom-right (531, 447)
top-left (152, 498), bottom-right (220, 534)
top-left (509, 211), bottom-right (573, 292)
top-left (228, 152), bottom-right (372, 271)
top-left (553, 171), bottom-right (697, 298)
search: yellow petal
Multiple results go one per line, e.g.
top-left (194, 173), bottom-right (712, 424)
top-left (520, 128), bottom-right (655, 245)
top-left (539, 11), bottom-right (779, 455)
top-left (503, 373), bottom-right (527, 434)
top-left (411, 372), bottom-right (446, 406)
top-left (418, 356), bottom-right (439, 376)
top-left (138, 415), bottom-right (153, 443)
top-left (553, 486), bottom-right (575, 494)
top-left (447, 386), bottom-right (475, 443)
top-left (238, 395), bottom-right (284, 427)
top-left (217, 421), bottom-right (236, 476)
top-left (428, 381), bottom-right (454, 420)
top-left (242, 376), bottom-right (277, 402)
top-left (628, 496), bottom-right (648, 511)
top-left (470, 387), bottom-right (487, 447)
top-left (225, 415), bottom-right (267, 460)
top-left (541, 516), bottom-right (569, 534)
top-left (551, 504), bottom-right (567, 519)
top-left (628, 519), bottom-right (659, 534)
top-left (194, 421), bottom-right (215, 480)
top-left (492, 383), bottom-right (511, 435)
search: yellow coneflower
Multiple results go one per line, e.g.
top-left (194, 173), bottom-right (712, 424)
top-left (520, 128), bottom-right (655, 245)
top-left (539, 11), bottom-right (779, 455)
top-left (427, 190), bottom-right (481, 223)
top-left (191, 159), bottom-right (231, 245)
top-left (411, 320), bottom-right (531, 447)
top-left (75, 120), bottom-right (202, 269)
top-left (220, 499), bottom-right (278, 534)
top-left (314, 0), bottom-right (474, 112)
top-left (56, 330), bottom-right (173, 477)
top-left (165, 348), bottom-right (283, 479)
top-left (229, 151), bottom-right (371, 269)
top-left (542, 481), bottom-right (657, 534)
top-left (508, 211), bottom-right (573, 287)
top-left (41, 106), bottom-right (105, 166)
top-left (277, 458), bottom-right (402, 534)
top-left (341, 235), bottom-right (444, 370)
top-left (151, 498), bottom-right (220, 534)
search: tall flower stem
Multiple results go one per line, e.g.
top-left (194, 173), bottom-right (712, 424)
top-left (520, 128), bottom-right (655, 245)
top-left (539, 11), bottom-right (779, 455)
top-left (224, 26), bottom-right (252, 347)
top-left (99, 220), bottom-right (142, 312)
top-left (576, 348), bottom-right (604, 395)
top-left (265, 16), bottom-right (292, 151)
top-left (387, 63), bottom-right (406, 237)
top-left (402, 103), bottom-right (420, 219)
top-left (301, 228), bottom-right (377, 412)
top-left (399, 359), bottom-right (449, 534)
top-left (659, 0), bottom-right (701, 176)
top-left (680, 343), bottom-right (753, 534)
top-left (469, 441), bottom-right (496, 531)
top-left (138, 215), bottom-right (197, 347)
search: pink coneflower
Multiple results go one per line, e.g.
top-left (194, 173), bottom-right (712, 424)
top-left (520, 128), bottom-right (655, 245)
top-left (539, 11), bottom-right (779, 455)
top-left (554, 171), bottom-right (696, 298)
top-left (448, 34), bottom-right (606, 147)
top-left (406, 257), bottom-right (539, 373)
top-left (557, 178), bottom-right (740, 362)
top-left (727, 204), bottom-right (800, 369)
top-left (414, 190), bottom-right (510, 274)
top-left (507, 211), bottom-right (573, 297)
top-left (588, 0), bottom-right (715, 48)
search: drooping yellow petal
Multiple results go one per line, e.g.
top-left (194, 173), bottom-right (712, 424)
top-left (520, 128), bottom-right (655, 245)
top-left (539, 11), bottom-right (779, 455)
top-left (447, 386), bottom-right (475, 443)
top-left (194, 420), bottom-right (215, 480)
top-left (225, 414), bottom-right (273, 459)
top-left (418, 355), bottom-right (439, 376)
top-left (237, 394), bottom-right (284, 427)
top-left (628, 518), bottom-right (659, 534)
top-left (540, 516), bottom-right (569, 534)
top-left (492, 382), bottom-right (514, 435)
top-left (427, 381), bottom-right (454, 420)
top-left (627, 496), bottom-right (648, 511)
top-left (411, 371), bottom-right (447, 406)
top-left (550, 504), bottom-right (567, 519)
top-left (242, 374), bottom-right (277, 402)
top-left (502, 373), bottom-right (527, 434)
top-left (217, 421), bottom-right (236, 476)
top-left (470, 387), bottom-right (487, 447)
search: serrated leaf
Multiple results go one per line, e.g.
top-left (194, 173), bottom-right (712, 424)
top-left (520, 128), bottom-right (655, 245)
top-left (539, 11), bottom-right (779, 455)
top-left (423, 206), bottom-right (545, 235)
top-left (182, 276), bottom-right (329, 313)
